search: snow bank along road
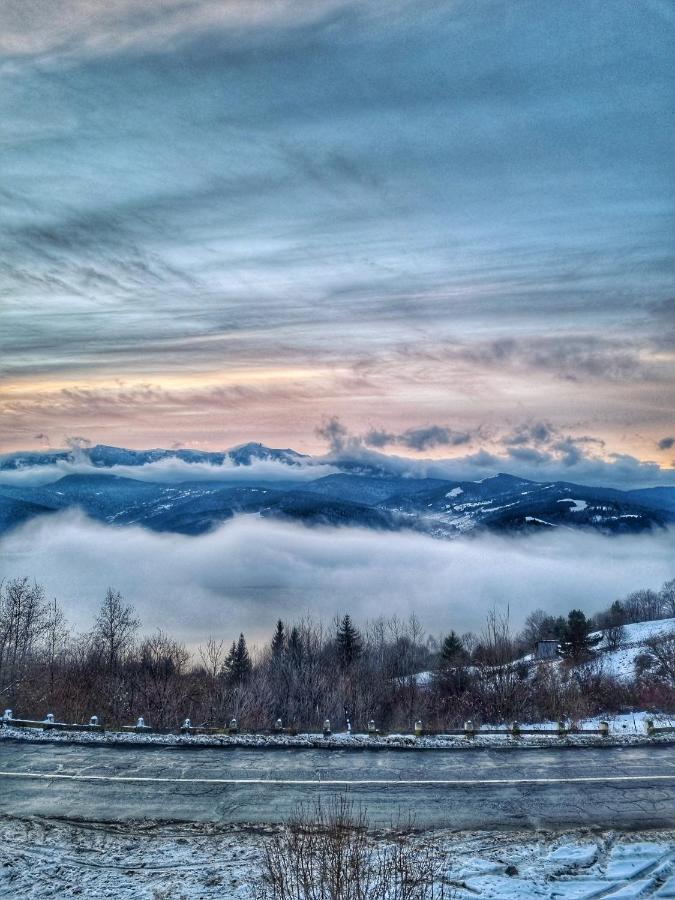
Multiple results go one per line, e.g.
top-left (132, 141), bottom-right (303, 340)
top-left (2, 740), bottom-right (674, 829)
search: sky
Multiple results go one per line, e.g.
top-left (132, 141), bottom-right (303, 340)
top-left (1, 0), bottom-right (674, 482)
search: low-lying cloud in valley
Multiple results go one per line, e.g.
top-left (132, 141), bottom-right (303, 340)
top-left (0, 456), bottom-right (338, 488)
top-left (1, 511), bottom-right (672, 648)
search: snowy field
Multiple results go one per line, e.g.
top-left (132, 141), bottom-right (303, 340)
top-left (2, 710), bottom-right (674, 752)
top-left (1, 817), bottom-right (673, 898)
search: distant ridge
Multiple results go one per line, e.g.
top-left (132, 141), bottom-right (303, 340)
top-left (0, 443), bottom-right (672, 539)
top-left (0, 442), bottom-right (307, 470)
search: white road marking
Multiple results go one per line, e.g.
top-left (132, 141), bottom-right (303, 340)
top-left (0, 771), bottom-right (673, 786)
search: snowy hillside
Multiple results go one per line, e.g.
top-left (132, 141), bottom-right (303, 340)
top-left (587, 618), bottom-right (675, 681)
top-left (409, 617), bottom-right (675, 689)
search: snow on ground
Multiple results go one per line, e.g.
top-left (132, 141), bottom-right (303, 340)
top-left (558, 498), bottom-right (589, 512)
top-left (2, 710), bottom-right (673, 752)
top-left (596, 619), bottom-right (675, 648)
top-left (1, 817), bottom-right (673, 899)
top-left (413, 619), bottom-right (675, 689)
top-left (585, 618), bottom-right (675, 682)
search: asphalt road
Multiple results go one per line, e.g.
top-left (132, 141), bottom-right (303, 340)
top-left (1, 740), bottom-right (674, 828)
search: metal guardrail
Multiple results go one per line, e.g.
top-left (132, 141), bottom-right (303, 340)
top-left (1, 717), bottom-right (103, 733)
top-left (2, 712), bottom-right (673, 738)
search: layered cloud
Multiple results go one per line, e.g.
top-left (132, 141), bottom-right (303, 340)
top-left (0, 0), bottom-right (672, 463)
top-left (1, 511), bottom-right (672, 645)
top-left (365, 426), bottom-right (473, 452)
top-left (315, 417), bottom-right (675, 488)
top-left (2, 411), bottom-right (674, 488)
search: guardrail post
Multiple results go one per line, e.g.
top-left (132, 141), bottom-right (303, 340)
top-left (414, 720), bottom-right (423, 736)
top-left (464, 719), bottom-right (475, 738)
top-left (645, 718), bottom-right (654, 736)
top-left (598, 720), bottom-right (609, 737)
top-left (323, 718), bottom-right (331, 736)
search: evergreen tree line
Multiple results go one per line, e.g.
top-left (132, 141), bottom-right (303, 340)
top-left (1, 576), bottom-right (673, 732)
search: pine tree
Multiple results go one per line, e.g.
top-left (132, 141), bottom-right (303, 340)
top-left (609, 600), bottom-right (626, 626)
top-left (336, 614), bottom-right (362, 669)
top-left (224, 633), bottom-right (252, 684)
top-left (559, 610), bottom-right (601, 661)
top-left (287, 626), bottom-right (303, 668)
top-left (440, 631), bottom-right (465, 667)
top-left (271, 620), bottom-right (286, 657)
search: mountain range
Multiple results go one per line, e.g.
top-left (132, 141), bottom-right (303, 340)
top-left (0, 443), bottom-right (673, 539)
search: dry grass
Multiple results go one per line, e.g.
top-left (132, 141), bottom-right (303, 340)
top-left (257, 796), bottom-right (448, 900)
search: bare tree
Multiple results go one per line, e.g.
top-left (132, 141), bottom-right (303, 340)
top-left (660, 579), bottom-right (675, 619)
top-left (604, 623), bottom-right (625, 651)
top-left (135, 631), bottom-right (190, 727)
top-left (642, 631), bottom-right (675, 686)
top-left (91, 588), bottom-right (139, 673)
top-left (520, 609), bottom-right (549, 647)
top-left (199, 637), bottom-right (225, 679)
top-left (43, 598), bottom-right (69, 708)
top-left (623, 589), bottom-right (663, 623)
top-left (0, 578), bottom-right (49, 703)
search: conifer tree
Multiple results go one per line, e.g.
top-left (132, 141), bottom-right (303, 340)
top-left (559, 610), bottom-right (601, 661)
top-left (336, 614), bottom-right (362, 669)
top-left (287, 626), bottom-right (303, 668)
top-left (271, 620), bottom-right (286, 657)
top-left (224, 633), bottom-right (252, 684)
top-left (439, 630), bottom-right (465, 667)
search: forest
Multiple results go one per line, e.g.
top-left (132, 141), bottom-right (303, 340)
top-left (1, 576), bottom-right (674, 732)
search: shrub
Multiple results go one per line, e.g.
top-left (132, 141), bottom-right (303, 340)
top-left (257, 796), bottom-right (447, 900)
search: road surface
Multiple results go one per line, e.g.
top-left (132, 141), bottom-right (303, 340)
top-left (1, 740), bottom-right (674, 828)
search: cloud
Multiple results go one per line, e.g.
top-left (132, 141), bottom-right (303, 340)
top-left (456, 336), bottom-right (669, 384)
top-left (65, 435), bottom-right (92, 451)
top-left (1, 511), bottom-right (672, 647)
top-left (0, 456), bottom-right (338, 488)
top-left (364, 425), bottom-right (473, 452)
top-left (658, 436), bottom-right (675, 451)
top-left (0, 1), bottom-right (672, 459)
top-left (503, 422), bottom-right (553, 446)
top-left (506, 446), bottom-right (550, 465)
top-left (0, 0), bottom-right (363, 59)
top-left (316, 416), bottom-right (352, 454)
top-left (363, 428), bottom-right (397, 449)
top-left (317, 417), bottom-right (675, 489)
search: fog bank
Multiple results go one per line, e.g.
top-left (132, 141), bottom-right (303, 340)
top-left (1, 513), bottom-right (672, 646)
